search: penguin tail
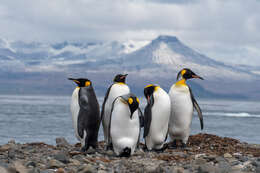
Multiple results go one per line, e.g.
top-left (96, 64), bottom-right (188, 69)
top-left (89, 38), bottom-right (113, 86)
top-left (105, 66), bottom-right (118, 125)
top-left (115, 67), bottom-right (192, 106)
top-left (119, 147), bottom-right (131, 157)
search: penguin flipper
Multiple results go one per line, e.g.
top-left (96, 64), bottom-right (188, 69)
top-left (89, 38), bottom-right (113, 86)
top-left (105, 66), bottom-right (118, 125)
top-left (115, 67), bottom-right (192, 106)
top-left (101, 84), bottom-right (113, 121)
top-left (77, 88), bottom-right (90, 138)
top-left (189, 87), bottom-right (204, 130)
top-left (138, 108), bottom-right (144, 128)
top-left (143, 95), bottom-right (154, 138)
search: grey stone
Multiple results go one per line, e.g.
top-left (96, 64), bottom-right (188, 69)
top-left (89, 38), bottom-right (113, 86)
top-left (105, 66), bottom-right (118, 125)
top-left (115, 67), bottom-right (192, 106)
top-left (195, 158), bottom-right (207, 165)
top-left (40, 170), bottom-right (55, 173)
top-left (256, 166), bottom-right (260, 173)
top-left (26, 161), bottom-right (37, 167)
top-left (215, 156), bottom-right (226, 163)
top-left (216, 161), bottom-right (232, 173)
top-left (78, 164), bottom-right (96, 173)
top-left (47, 159), bottom-right (65, 169)
top-left (8, 149), bottom-right (16, 159)
top-left (252, 161), bottom-right (260, 167)
top-left (28, 168), bottom-right (41, 173)
top-left (53, 152), bottom-right (70, 164)
top-left (198, 164), bottom-right (216, 173)
top-left (56, 137), bottom-right (70, 147)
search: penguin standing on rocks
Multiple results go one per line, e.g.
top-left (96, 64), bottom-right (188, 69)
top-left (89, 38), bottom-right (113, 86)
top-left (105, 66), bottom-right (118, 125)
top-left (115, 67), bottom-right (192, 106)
top-left (108, 93), bottom-right (140, 157)
top-left (69, 78), bottom-right (100, 152)
top-left (168, 68), bottom-right (204, 148)
top-left (143, 84), bottom-right (171, 151)
top-left (101, 74), bottom-right (130, 149)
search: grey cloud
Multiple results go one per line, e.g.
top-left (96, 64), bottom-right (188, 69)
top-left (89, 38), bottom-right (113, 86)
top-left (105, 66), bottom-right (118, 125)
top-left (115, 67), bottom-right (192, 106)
top-left (0, 0), bottom-right (259, 66)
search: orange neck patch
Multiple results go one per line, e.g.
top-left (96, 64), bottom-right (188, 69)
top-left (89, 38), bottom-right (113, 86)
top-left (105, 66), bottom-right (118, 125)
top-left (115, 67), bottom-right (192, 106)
top-left (175, 79), bottom-right (187, 86)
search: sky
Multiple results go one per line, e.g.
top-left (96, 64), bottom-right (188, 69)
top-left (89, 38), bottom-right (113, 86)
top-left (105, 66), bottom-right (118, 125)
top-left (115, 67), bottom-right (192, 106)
top-left (0, 0), bottom-right (260, 66)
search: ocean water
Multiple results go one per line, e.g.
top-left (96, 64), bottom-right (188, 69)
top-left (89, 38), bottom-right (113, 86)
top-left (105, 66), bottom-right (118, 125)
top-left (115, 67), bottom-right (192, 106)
top-left (0, 94), bottom-right (259, 145)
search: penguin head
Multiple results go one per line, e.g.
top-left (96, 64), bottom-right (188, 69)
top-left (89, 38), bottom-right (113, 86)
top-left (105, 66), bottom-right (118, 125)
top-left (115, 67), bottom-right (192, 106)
top-left (144, 84), bottom-right (159, 104)
top-left (120, 94), bottom-right (139, 119)
top-left (177, 68), bottom-right (204, 81)
top-left (68, 78), bottom-right (92, 87)
top-left (113, 74), bottom-right (128, 83)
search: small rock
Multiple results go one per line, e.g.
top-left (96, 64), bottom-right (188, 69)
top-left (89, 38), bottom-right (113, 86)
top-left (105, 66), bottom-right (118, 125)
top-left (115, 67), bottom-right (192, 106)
top-left (68, 159), bottom-right (81, 166)
top-left (195, 158), bottom-right (207, 165)
top-left (198, 163), bottom-right (216, 173)
top-left (56, 168), bottom-right (66, 173)
top-left (56, 137), bottom-right (70, 147)
top-left (224, 153), bottom-right (232, 158)
top-left (47, 159), bottom-right (65, 169)
top-left (26, 161), bottom-right (37, 168)
top-left (0, 166), bottom-right (8, 173)
top-left (8, 149), bottom-right (16, 159)
top-left (53, 152), bottom-right (70, 164)
top-left (77, 164), bottom-right (96, 173)
top-left (256, 166), bottom-right (260, 173)
top-left (0, 145), bottom-right (11, 152)
top-left (217, 161), bottom-right (232, 173)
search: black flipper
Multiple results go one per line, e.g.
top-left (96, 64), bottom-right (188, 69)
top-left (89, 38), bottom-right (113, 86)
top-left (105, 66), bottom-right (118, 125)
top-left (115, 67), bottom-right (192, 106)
top-left (77, 88), bottom-right (90, 138)
top-left (189, 86), bottom-right (204, 130)
top-left (101, 84), bottom-right (113, 121)
top-left (138, 108), bottom-right (144, 128)
top-left (143, 95), bottom-right (154, 138)
top-left (136, 108), bottom-right (143, 148)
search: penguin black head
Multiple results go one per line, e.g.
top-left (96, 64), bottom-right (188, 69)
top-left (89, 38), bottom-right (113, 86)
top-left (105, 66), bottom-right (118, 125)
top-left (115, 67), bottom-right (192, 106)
top-left (177, 68), bottom-right (204, 81)
top-left (120, 94), bottom-right (139, 119)
top-left (113, 74), bottom-right (128, 83)
top-left (68, 78), bottom-right (92, 87)
top-left (144, 84), bottom-right (159, 104)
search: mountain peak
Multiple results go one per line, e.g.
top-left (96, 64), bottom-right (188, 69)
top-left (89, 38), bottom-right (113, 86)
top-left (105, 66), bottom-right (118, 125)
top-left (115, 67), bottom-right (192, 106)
top-left (153, 35), bottom-right (180, 43)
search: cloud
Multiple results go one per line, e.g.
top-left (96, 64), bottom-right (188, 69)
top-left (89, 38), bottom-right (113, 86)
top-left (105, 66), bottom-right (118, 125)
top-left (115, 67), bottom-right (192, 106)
top-left (0, 0), bottom-right (259, 65)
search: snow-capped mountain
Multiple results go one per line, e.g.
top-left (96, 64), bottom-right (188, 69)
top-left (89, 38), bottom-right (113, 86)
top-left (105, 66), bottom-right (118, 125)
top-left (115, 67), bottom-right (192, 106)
top-left (0, 36), bottom-right (259, 99)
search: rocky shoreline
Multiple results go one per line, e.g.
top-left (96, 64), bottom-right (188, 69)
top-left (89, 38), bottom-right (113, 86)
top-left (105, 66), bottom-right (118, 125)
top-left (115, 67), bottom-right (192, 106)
top-left (1, 133), bottom-right (260, 173)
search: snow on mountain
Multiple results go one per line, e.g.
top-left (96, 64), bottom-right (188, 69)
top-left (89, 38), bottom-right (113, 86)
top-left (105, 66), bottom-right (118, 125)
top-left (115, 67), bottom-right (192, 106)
top-left (121, 35), bottom-right (252, 81)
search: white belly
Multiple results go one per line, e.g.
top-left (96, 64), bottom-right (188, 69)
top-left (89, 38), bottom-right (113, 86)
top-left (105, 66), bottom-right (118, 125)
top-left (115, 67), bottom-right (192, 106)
top-left (168, 85), bottom-right (193, 143)
top-left (70, 88), bottom-right (81, 141)
top-left (145, 88), bottom-right (171, 150)
top-left (110, 99), bottom-right (140, 156)
top-left (102, 84), bottom-right (130, 142)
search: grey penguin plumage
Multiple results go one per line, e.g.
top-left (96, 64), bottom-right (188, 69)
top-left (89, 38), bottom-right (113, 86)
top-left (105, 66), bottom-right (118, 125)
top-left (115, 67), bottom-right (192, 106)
top-left (69, 78), bottom-right (101, 152)
top-left (143, 84), bottom-right (171, 151)
top-left (108, 93), bottom-right (141, 157)
top-left (101, 74), bottom-right (130, 149)
top-left (168, 68), bottom-right (204, 148)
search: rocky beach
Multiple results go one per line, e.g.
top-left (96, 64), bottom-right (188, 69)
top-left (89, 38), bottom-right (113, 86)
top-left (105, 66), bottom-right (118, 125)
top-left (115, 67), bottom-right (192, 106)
top-left (1, 133), bottom-right (260, 173)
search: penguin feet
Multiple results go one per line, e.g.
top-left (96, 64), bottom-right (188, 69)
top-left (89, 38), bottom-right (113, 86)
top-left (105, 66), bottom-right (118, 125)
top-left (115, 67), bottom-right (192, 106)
top-left (80, 145), bottom-right (89, 153)
top-left (181, 142), bottom-right (187, 149)
top-left (105, 144), bottom-right (113, 151)
top-left (168, 140), bottom-right (177, 149)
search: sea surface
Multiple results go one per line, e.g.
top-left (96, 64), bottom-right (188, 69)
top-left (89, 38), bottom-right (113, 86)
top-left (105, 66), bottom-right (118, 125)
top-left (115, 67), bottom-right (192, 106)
top-left (0, 95), bottom-right (260, 145)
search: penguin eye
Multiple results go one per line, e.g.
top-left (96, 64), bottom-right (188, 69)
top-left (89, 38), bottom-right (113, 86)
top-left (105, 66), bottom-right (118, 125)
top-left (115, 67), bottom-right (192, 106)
top-left (85, 81), bottom-right (91, 87)
top-left (128, 98), bottom-right (133, 105)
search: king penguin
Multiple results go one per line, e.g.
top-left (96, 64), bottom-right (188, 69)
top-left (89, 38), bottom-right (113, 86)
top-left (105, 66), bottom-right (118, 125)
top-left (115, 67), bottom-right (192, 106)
top-left (101, 74), bottom-right (130, 149)
top-left (108, 93), bottom-right (140, 157)
top-left (168, 68), bottom-right (204, 148)
top-left (143, 84), bottom-right (171, 151)
top-left (68, 78), bottom-right (101, 152)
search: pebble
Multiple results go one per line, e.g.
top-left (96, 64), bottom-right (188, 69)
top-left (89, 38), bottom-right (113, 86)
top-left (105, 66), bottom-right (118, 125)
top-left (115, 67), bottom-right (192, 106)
top-left (56, 138), bottom-right (70, 148)
top-left (0, 133), bottom-right (259, 173)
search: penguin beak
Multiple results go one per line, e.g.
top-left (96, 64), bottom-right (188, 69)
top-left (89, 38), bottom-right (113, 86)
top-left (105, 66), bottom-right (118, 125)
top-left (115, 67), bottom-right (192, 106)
top-left (192, 75), bottom-right (204, 80)
top-left (68, 78), bottom-right (80, 84)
